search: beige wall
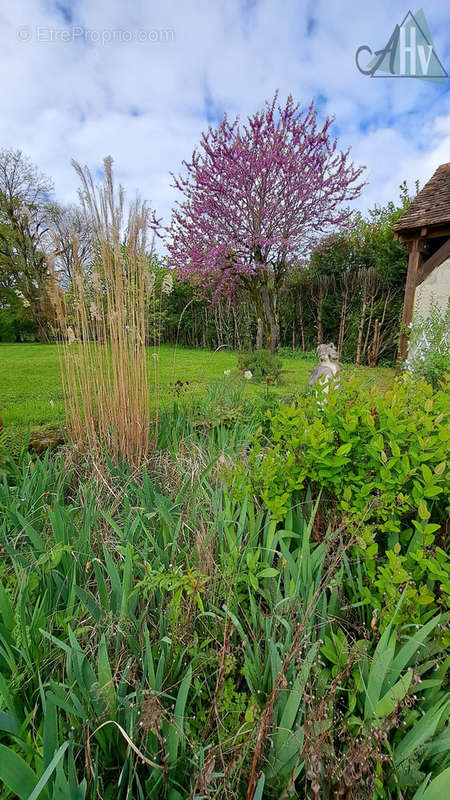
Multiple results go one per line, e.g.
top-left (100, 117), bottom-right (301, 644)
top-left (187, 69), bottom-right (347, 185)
top-left (414, 256), bottom-right (450, 317)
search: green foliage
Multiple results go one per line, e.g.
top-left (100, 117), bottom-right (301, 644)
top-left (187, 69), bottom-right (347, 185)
top-left (405, 301), bottom-right (450, 389)
top-left (314, 610), bottom-right (449, 798)
top-left (0, 149), bottom-right (53, 341)
top-left (237, 349), bottom-right (283, 381)
top-left (0, 382), bottom-right (448, 798)
top-left (0, 289), bottom-right (37, 342)
top-left (251, 375), bottom-right (449, 627)
top-left (277, 347), bottom-right (316, 360)
top-left (298, 185), bottom-right (412, 365)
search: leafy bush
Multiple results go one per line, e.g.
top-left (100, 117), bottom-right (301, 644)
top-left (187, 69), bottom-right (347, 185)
top-left (237, 349), bottom-right (283, 381)
top-left (405, 301), bottom-right (450, 389)
top-left (277, 347), bottom-right (316, 360)
top-left (0, 304), bottom-right (37, 342)
top-left (250, 375), bottom-right (449, 627)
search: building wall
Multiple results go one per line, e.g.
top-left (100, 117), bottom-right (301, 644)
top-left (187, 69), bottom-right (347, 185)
top-left (414, 256), bottom-right (450, 317)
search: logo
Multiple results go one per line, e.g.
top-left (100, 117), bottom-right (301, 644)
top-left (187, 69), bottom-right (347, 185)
top-left (355, 9), bottom-right (447, 82)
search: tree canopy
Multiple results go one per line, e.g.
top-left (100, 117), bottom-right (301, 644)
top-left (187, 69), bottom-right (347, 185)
top-left (167, 93), bottom-right (365, 352)
top-left (0, 149), bottom-right (54, 339)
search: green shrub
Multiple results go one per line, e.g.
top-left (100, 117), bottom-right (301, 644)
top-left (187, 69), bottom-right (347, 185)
top-left (237, 349), bottom-right (283, 381)
top-left (277, 347), bottom-right (316, 360)
top-left (250, 375), bottom-right (450, 627)
top-left (0, 306), bottom-right (37, 342)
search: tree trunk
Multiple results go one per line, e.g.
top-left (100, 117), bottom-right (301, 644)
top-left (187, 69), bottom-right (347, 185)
top-left (251, 279), bottom-right (280, 354)
top-left (362, 297), bottom-right (375, 361)
top-left (355, 274), bottom-right (371, 366)
top-left (309, 275), bottom-right (332, 348)
top-left (355, 296), bottom-right (366, 366)
top-left (298, 296), bottom-right (305, 351)
top-left (256, 318), bottom-right (264, 350)
top-left (368, 293), bottom-right (390, 367)
top-left (215, 306), bottom-right (223, 348)
top-left (337, 288), bottom-right (348, 357)
top-left (317, 297), bottom-right (324, 346)
top-left (202, 308), bottom-right (207, 348)
top-left (368, 319), bottom-right (381, 367)
top-left (261, 287), bottom-right (280, 355)
top-left (36, 318), bottom-right (50, 342)
top-left (269, 318), bottom-right (279, 355)
top-left (233, 308), bottom-right (241, 350)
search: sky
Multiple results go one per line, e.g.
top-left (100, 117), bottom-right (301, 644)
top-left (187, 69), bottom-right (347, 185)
top-left (1, 0), bottom-right (450, 236)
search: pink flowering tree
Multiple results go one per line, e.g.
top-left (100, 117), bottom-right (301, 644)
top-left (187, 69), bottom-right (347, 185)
top-left (167, 93), bottom-right (365, 353)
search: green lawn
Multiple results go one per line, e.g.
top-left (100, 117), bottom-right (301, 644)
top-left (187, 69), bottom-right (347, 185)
top-left (0, 342), bottom-right (395, 432)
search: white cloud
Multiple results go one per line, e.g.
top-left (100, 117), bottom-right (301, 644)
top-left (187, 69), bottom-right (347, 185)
top-left (1, 0), bottom-right (449, 244)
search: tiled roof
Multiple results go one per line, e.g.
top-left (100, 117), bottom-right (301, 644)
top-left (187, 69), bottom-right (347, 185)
top-left (393, 163), bottom-right (450, 232)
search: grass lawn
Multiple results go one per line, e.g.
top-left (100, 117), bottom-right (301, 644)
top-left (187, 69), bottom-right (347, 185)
top-left (0, 342), bottom-right (395, 433)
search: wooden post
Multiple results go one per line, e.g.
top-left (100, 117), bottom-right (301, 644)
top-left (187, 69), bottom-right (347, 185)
top-left (399, 238), bottom-right (423, 360)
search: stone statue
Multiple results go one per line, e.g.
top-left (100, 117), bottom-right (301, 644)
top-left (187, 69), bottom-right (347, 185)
top-left (309, 343), bottom-right (341, 401)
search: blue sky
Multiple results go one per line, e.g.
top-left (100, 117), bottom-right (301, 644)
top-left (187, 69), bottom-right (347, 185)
top-left (1, 0), bottom-right (449, 228)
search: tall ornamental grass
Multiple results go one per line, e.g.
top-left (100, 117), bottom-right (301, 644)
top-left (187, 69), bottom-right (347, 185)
top-left (49, 157), bottom-right (155, 467)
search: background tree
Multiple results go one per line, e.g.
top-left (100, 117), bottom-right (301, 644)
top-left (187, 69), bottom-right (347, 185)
top-left (307, 187), bottom-right (410, 364)
top-left (49, 202), bottom-right (93, 288)
top-left (167, 93), bottom-right (365, 353)
top-left (0, 144), bottom-right (409, 363)
top-left (308, 272), bottom-right (335, 346)
top-left (0, 149), bottom-right (54, 340)
top-left (310, 231), bottom-right (358, 355)
top-left (0, 287), bottom-right (36, 342)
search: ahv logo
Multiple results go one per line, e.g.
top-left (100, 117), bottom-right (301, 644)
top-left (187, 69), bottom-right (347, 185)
top-left (355, 9), bottom-right (448, 82)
